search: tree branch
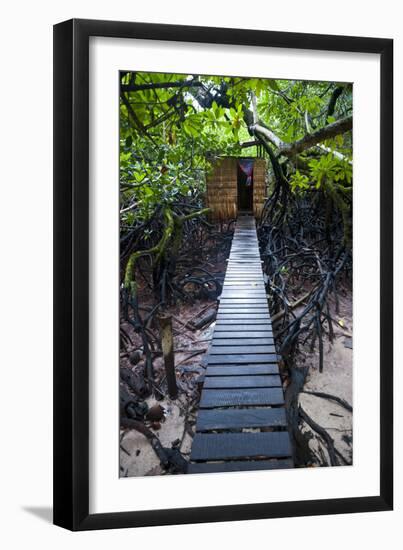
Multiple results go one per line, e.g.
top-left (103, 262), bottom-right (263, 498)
top-left (327, 86), bottom-right (344, 118)
top-left (252, 123), bottom-right (284, 149)
top-left (240, 139), bottom-right (259, 148)
top-left (277, 116), bottom-right (352, 157)
top-left (121, 80), bottom-right (203, 93)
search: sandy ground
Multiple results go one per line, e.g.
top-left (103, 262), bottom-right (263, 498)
top-left (296, 289), bottom-right (353, 466)
top-left (119, 313), bottom-right (215, 478)
top-left (120, 394), bottom-right (194, 477)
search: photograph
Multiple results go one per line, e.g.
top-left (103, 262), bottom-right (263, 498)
top-left (0, 0), bottom-right (395, 540)
top-left (119, 71), bottom-right (353, 477)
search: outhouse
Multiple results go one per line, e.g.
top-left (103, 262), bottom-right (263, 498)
top-left (206, 157), bottom-right (267, 220)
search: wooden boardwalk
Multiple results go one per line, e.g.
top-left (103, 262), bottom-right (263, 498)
top-left (188, 216), bottom-right (293, 474)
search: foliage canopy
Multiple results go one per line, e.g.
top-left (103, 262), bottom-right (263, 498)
top-left (120, 71), bottom-right (353, 290)
top-left (120, 72), bottom-right (352, 221)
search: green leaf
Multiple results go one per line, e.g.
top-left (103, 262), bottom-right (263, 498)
top-left (268, 80), bottom-right (280, 92)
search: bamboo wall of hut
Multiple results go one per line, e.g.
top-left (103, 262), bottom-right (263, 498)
top-left (206, 157), bottom-right (267, 221)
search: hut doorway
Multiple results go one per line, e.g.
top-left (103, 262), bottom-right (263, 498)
top-left (237, 159), bottom-right (254, 213)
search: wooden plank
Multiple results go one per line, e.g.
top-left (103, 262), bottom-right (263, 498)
top-left (223, 279), bottom-right (263, 282)
top-left (217, 314), bottom-right (271, 319)
top-left (225, 272), bottom-right (262, 276)
top-left (203, 375), bottom-right (282, 388)
top-left (187, 459), bottom-right (293, 474)
top-left (225, 277), bottom-right (263, 280)
top-left (223, 280), bottom-right (264, 284)
top-left (206, 365), bottom-right (279, 376)
top-left (225, 273), bottom-right (262, 276)
top-left (206, 362), bottom-right (280, 370)
top-left (224, 279), bottom-right (264, 282)
top-left (223, 282), bottom-right (265, 287)
top-left (220, 297), bottom-right (267, 301)
top-left (195, 407), bottom-right (287, 430)
top-left (218, 310), bottom-right (269, 316)
top-left (218, 305), bottom-right (269, 311)
top-left (211, 338), bottom-right (274, 346)
top-left (224, 279), bottom-right (263, 283)
top-left (219, 299), bottom-right (268, 303)
top-left (218, 312), bottom-right (270, 317)
top-left (221, 290), bottom-right (266, 293)
top-left (220, 292), bottom-right (267, 296)
top-left (225, 273), bottom-right (263, 284)
top-left (219, 301), bottom-right (268, 305)
top-left (219, 304), bottom-right (269, 313)
top-left (222, 284), bottom-right (265, 287)
top-left (217, 311), bottom-right (270, 315)
top-left (224, 278), bottom-right (262, 284)
top-left (210, 345), bottom-right (276, 355)
top-left (218, 308), bottom-right (268, 314)
top-left (221, 287), bottom-right (266, 291)
top-left (226, 272), bottom-right (262, 275)
top-left (200, 388), bottom-right (284, 407)
top-left (190, 432), bottom-right (292, 460)
top-left (208, 354), bottom-right (278, 364)
top-left (214, 325), bottom-right (273, 332)
top-left (213, 332), bottom-right (273, 340)
top-left (216, 319), bottom-right (272, 325)
top-left (222, 285), bottom-right (265, 289)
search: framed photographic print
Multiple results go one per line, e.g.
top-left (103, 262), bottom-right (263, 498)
top-left (53, 18), bottom-right (393, 530)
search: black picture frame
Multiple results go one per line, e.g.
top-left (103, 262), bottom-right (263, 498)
top-left (53, 18), bottom-right (393, 531)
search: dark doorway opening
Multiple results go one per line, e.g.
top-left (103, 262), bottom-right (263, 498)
top-left (237, 160), bottom-right (254, 212)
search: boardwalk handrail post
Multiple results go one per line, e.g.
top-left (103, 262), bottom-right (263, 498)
top-left (158, 314), bottom-right (178, 399)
